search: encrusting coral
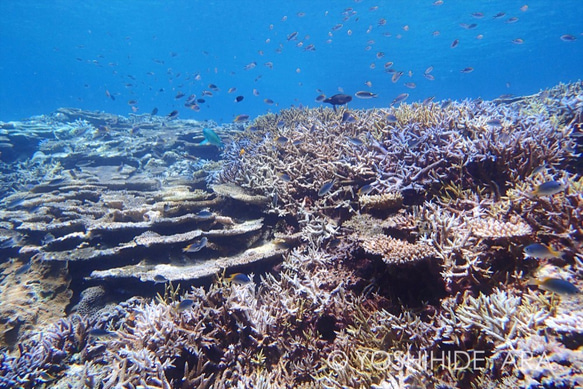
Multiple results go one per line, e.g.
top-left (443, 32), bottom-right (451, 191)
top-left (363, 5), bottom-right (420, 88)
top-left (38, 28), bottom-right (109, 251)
top-left (0, 81), bottom-right (582, 388)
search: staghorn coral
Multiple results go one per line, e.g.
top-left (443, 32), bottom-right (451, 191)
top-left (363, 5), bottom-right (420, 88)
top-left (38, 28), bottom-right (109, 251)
top-left (1, 83), bottom-right (582, 388)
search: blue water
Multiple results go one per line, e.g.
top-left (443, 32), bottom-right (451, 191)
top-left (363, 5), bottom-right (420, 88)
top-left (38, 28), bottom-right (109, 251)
top-left (1, 0), bottom-right (582, 123)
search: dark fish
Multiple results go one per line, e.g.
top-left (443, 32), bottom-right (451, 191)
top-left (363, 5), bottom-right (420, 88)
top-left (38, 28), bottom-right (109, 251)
top-left (235, 95), bottom-right (244, 102)
top-left (385, 114), bottom-right (398, 123)
top-left (176, 299), bottom-right (195, 312)
top-left (506, 17), bottom-right (519, 23)
top-left (175, 92), bottom-right (185, 99)
top-left (493, 12), bottom-right (506, 19)
top-left (391, 93), bottom-right (409, 106)
top-left (358, 184), bottom-right (374, 196)
top-left (560, 34), bottom-right (577, 42)
top-left (234, 114), bottom-right (250, 123)
top-left (88, 328), bottom-right (118, 338)
top-left (197, 99), bottom-right (206, 103)
top-left (275, 136), bottom-right (288, 145)
top-left (277, 172), bottom-right (291, 182)
top-left (183, 237), bottom-right (208, 253)
top-left (264, 98), bottom-right (274, 105)
top-left (523, 243), bottom-right (563, 259)
top-left (153, 275), bottom-right (168, 284)
top-left (208, 83), bottom-right (219, 91)
top-left (323, 94), bottom-right (352, 112)
top-left (226, 273), bottom-right (252, 284)
top-left (151, 107), bottom-right (158, 116)
top-left (422, 96), bottom-right (435, 105)
top-left (531, 181), bottom-right (566, 197)
top-left (529, 278), bottom-right (581, 295)
top-left (355, 91), bottom-right (378, 99)
top-left (315, 94), bottom-right (326, 102)
top-left (451, 39), bottom-right (459, 48)
top-left (128, 99), bottom-right (137, 105)
top-left (167, 110), bottom-right (179, 119)
top-left (287, 31), bottom-right (298, 41)
top-left (341, 112), bottom-right (356, 123)
top-left (318, 178), bottom-right (336, 197)
top-left (460, 67), bottom-right (474, 73)
top-left (391, 71), bottom-right (403, 83)
top-left (195, 210), bottom-right (214, 221)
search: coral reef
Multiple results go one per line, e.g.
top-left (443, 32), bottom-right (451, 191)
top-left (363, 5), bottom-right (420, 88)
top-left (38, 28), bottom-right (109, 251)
top-left (0, 81), bottom-right (582, 388)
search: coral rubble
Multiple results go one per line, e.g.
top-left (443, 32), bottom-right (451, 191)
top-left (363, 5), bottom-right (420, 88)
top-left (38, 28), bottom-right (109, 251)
top-left (1, 81), bottom-right (582, 388)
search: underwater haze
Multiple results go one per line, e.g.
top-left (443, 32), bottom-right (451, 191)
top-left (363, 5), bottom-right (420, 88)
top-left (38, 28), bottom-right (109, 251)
top-left (1, 0), bottom-right (582, 122)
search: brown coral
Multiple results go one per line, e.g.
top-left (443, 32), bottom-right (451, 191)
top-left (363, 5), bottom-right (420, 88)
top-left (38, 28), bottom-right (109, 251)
top-left (361, 234), bottom-right (436, 264)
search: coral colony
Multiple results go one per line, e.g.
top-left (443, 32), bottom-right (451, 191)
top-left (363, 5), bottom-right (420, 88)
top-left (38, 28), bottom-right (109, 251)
top-left (0, 81), bottom-right (582, 388)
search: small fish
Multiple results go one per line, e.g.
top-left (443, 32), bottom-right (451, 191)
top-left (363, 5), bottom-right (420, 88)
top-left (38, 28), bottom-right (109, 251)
top-left (323, 94), bottom-right (352, 112)
top-left (275, 136), bottom-right (288, 145)
top-left (244, 61), bottom-right (257, 70)
top-left (234, 114), bottom-right (250, 123)
top-left (391, 93), bottom-right (409, 106)
top-left (451, 39), bottom-right (459, 48)
top-left (560, 34), bottom-right (577, 42)
top-left (315, 94), bottom-right (326, 102)
top-left (424, 73), bottom-right (435, 81)
top-left (391, 71), bottom-right (403, 83)
top-left (226, 273), bottom-right (252, 284)
top-left (348, 137), bottom-right (363, 146)
top-left (529, 278), bottom-right (581, 295)
top-left (272, 172), bottom-right (289, 183)
top-left (460, 67), bottom-right (474, 73)
top-left (422, 96), bottom-right (435, 105)
top-left (264, 98), bottom-right (274, 105)
top-left (151, 107), bottom-right (158, 116)
top-left (523, 243), bottom-right (563, 259)
top-left (167, 110), bottom-right (179, 119)
top-left (200, 128), bottom-right (224, 148)
top-left (318, 178), bottom-right (336, 197)
top-left (341, 112), bottom-right (356, 123)
top-left (176, 299), bottom-right (195, 312)
top-left (404, 82), bottom-right (416, 89)
top-left (385, 114), bottom-right (398, 123)
top-left (235, 95), bottom-right (244, 102)
top-left (531, 181), bottom-right (566, 197)
top-left (228, 87), bottom-right (237, 93)
top-left (358, 184), bottom-right (374, 195)
top-left (175, 92), bottom-right (185, 99)
top-left (128, 99), bottom-right (137, 105)
top-left (355, 91), bottom-right (378, 99)
top-left (88, 328), bottom-right (118, 338)
top-left (506, 17), bottom-right (519, 23)
top-left (196, 210), bottom-right (214, 219)
top-left (153, 275), bottom-right (168, 284)
top-left (183, 237), bottom-right (208, 253)
top-left (287, 31), bottom-right (298, 41)
top-left (486, 119), bottom-right (503, 127)
top-left (512, 38), bottom-right (524, 44)
top-left (493, 12), bottom-right (506, 19)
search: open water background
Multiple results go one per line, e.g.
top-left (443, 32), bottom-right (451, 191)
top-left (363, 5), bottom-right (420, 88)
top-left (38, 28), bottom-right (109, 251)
top-left (1, 0), bottom-right (582, 122)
